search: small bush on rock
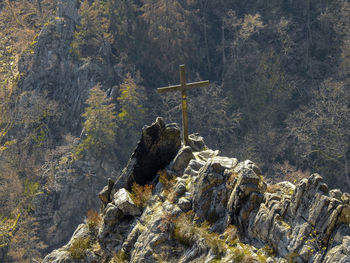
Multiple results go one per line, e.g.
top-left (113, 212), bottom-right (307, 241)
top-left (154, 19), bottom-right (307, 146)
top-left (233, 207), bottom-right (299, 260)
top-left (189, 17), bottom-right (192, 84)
top-left (69, 236), bottom-right (90, 259)
top-left (86, 210), bottom-right (101, 229)
top-left (111, 250), bottom-right (127, 263)
top-left (158, 170), bottom-right (176, 200)
top-left (130, 182), bottom-right (153, 208)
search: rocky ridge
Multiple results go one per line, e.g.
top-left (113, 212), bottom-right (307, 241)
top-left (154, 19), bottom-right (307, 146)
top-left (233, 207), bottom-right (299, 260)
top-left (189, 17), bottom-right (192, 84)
top-left (42, 118), bottom-right (350, 263)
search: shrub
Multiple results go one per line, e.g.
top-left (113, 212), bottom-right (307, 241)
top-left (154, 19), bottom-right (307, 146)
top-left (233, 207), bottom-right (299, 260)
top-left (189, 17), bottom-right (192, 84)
top-left (173, 213), bottom-right (196, 247)
top-left (158, 170), bottom-right (176, 200)
top-left (110, 250), bottom-right (127, 263)
top-left (69, 236), bottom-right (90, 259)
top-left (86, 210), bottom-right (101, 229)
top-left (130, 182), bottom-right (153, 208)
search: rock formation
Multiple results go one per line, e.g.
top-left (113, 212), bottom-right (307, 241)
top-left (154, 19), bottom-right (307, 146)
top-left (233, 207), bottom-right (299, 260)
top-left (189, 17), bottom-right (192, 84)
top-left (18, 0), bottom-right (118, 135)
top-left (9, 0), bottom-right (124, 255)
top-left (41, 118), bottom-right (350, 263)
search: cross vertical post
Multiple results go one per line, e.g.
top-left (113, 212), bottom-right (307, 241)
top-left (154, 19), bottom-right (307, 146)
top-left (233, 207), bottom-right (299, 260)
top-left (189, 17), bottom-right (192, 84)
top-left (179, 65), bottom-right (189, 145)
top-left (157, 64), bottom-right (209, 146)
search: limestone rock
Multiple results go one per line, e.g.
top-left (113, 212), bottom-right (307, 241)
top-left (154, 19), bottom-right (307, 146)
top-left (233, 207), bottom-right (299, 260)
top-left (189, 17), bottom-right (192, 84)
top-left (98, 178), bottom-right (115, 207)
top-left (193, 157), bottom-right (232, 227)
top-left (178, 197), bottom-right (192, 212)
top-left (42, 224), bottom-right (93, 263)
top-left (172, 146), bottom-right (195, 173)
top-left (211, 156), bottom-right (238, 174)
top-left (227, 160), bottom-right (264, 230)
top-left (188, 133), bottom-right (206, 152)
top-left (112, 188), bottom-right (141, 216)
top-left (184, 159), bottom-right (206, 177)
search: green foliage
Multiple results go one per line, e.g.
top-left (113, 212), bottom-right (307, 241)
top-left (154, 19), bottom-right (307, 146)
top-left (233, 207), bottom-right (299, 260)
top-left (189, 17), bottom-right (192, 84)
top-left (23, 179), bottom-right (39, 198)
top-left (70, 0), bottom-right (111, 59)
top-left (0, 212), bottom-right (20, 246)
top-left (117, 72), bottom-right (145, 126)
top-left (74, 84), bottom-right (117, 159)
top-left (68, 236), bottom-right (91, 259)
top-left (115, 72), bottom-right (147, 162)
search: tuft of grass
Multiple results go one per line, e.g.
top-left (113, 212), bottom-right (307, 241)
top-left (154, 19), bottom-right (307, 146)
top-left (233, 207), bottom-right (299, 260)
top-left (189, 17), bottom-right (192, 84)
top-left (110, 250), bottom-right (127, 263)
top-left (158, 170), bottom-right (177, 201)
top-left (130, 182), bottom-right (153, 208)
top-left (86, 210), bottom-right (101, 229)
top-left (266, 184), bottom-right (282, 193)
top-left (69, 236), bottom-right (90, 259)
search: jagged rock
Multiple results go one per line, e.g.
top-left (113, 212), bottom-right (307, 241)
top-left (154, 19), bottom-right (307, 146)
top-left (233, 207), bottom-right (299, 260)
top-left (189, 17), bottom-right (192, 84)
top-left (172, 146), bottom-right (195, 173)
top-left (42, 224), bottom-right (101, 263)
top-left (112, 117), bottom-right (181, 192)
top-left (174, 182), bottom-right (187, 196)
top-left (196, 149), bottom-right (219, 162)
top-left (323, 236), bottom-right (350, 263)
top-left (112, 188), bottom-right (141, 216)
top-left (188, 133), bottom-right (206, 152)
top-left (178, 197), bottom-right (192, 212)
top-left (329, 189), bottom-right (343, 201)
top-left (98, 178), bottom-right (115, 207)
top-left (227, 160), bottom-right (264, 230)
top-left (211, 156), bottom-right (238, 174)
top-left (193, 157), bottom-right (234, 227)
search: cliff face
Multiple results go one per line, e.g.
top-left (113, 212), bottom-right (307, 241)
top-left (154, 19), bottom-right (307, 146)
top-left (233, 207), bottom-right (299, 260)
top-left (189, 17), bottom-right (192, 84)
top-left (42, 118), bottom-right (350, 263)
top-left (18, 0), bottom-right (117, 135)
top-left (12, 0), bottom-right (121, 254)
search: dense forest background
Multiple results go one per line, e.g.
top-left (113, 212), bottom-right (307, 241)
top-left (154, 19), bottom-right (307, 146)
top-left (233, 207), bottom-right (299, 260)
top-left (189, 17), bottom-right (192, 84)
top-left (0, 0), bottom-right (350, 261)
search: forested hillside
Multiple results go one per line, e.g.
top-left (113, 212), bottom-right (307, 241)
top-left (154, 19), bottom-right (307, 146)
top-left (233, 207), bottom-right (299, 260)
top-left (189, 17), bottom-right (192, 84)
top-left (0, 0), bottom-right (349, 261)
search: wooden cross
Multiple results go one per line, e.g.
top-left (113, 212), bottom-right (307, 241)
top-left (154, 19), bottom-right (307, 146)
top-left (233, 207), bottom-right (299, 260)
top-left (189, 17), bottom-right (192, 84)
top-left (158, 65), bottom-right (210, 146)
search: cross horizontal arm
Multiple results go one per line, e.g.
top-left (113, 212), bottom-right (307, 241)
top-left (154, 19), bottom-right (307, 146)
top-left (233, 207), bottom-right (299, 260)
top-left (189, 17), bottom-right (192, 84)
top-left (157, 80), bottom-right (210, 94)
top-left (157, 84), bottom-right (182, 93)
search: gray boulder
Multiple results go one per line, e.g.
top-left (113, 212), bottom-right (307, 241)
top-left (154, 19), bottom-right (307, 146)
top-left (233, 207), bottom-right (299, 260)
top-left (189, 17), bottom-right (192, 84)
top-left (112, 188), bottom-right (141, 216)
top-left (172, 146), bottom-right (195, 173)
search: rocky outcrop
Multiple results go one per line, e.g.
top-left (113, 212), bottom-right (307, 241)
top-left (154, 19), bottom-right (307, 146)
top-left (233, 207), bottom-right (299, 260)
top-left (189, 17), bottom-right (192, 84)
top-left (33, 152), bottom-right (120, 253)
top-left (112, 117), bottom-right (181, 192)
top-left (42, 120), bottom-right (350, 263)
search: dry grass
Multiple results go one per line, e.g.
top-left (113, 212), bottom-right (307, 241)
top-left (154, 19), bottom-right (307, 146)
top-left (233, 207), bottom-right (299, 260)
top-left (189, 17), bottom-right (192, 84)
top-left (130, 182), bottom-right (153, 208)
top-left (158, 170), bottom-right (177, 201)
top-left (266, 184), bottom-right (282, 193)
top-left (86, 210), bottom-right (101, 229)
top-left (68, 236), bottom-right (90, 259)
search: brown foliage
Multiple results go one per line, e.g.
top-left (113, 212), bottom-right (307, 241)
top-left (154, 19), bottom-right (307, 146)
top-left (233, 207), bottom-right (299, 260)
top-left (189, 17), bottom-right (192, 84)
top-left (130, 182), bottom-right (153, 208)
top-left (86, 210), bottom-right (101, 230)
